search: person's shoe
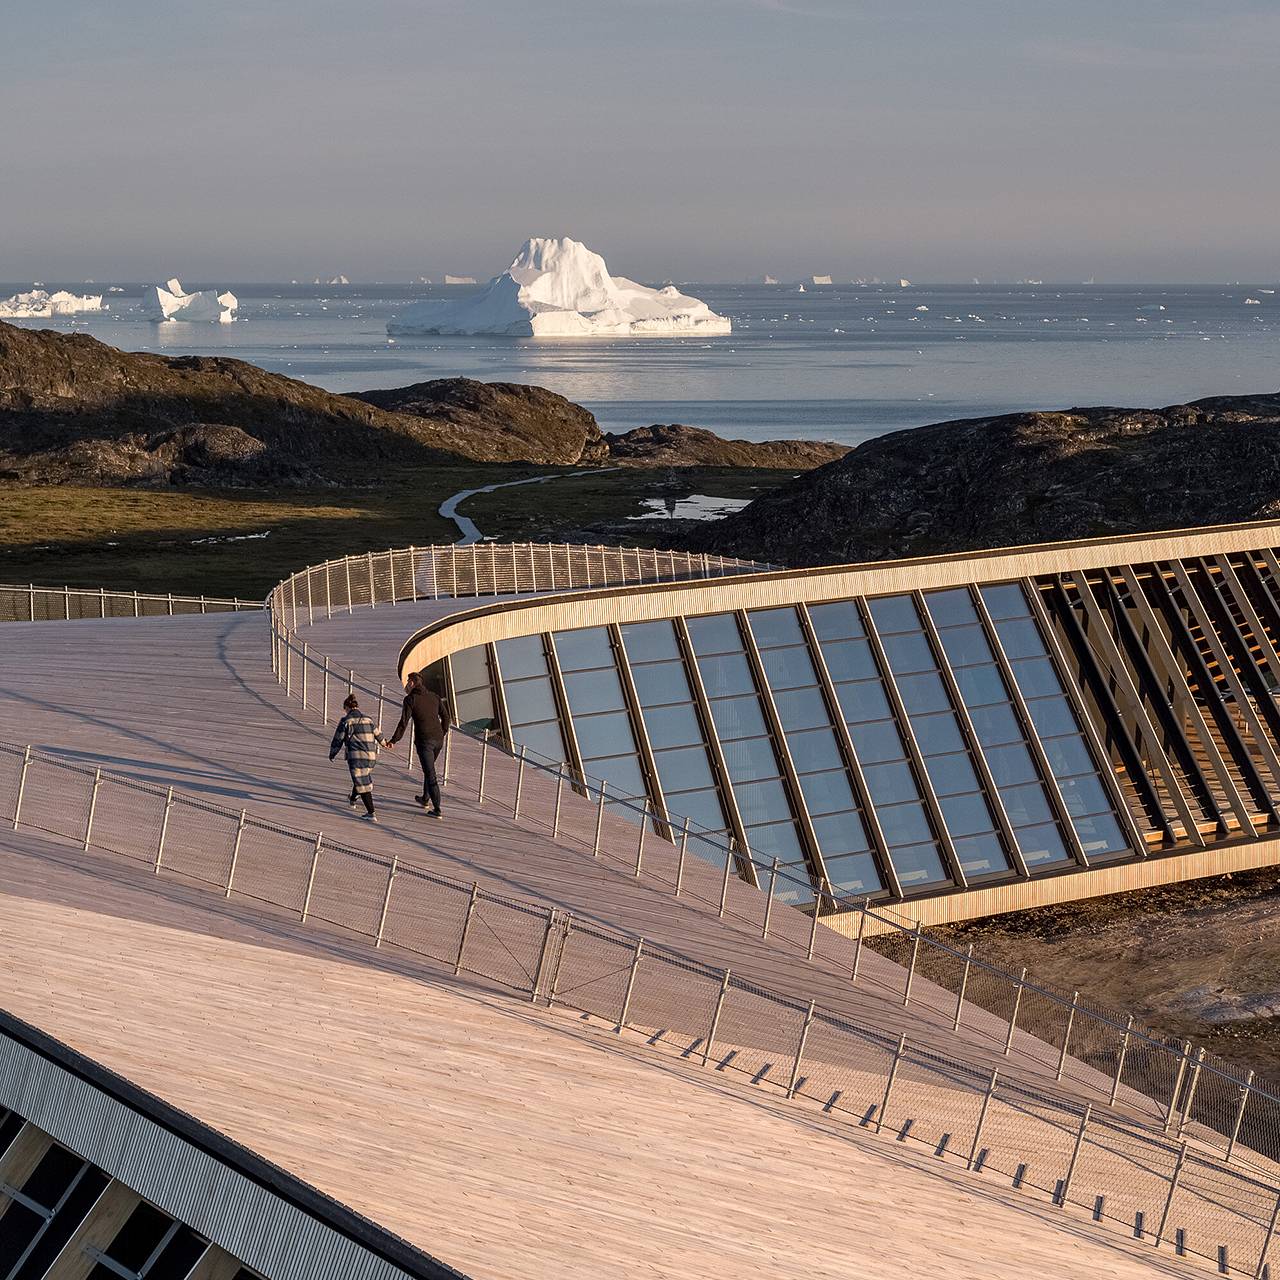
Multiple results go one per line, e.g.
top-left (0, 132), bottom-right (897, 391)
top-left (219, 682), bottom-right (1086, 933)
top-left (413, 794), bottom-right (429, 807)
top-left (430, 809), bottom-right (443, 820)
top-left (361, 811), bottom-right (379, 823)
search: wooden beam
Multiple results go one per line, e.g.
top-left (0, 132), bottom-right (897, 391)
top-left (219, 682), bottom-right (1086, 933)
top-left (43, 1180), bottom-right (143, 1280)
top-left (0, 1123), bottom-right (53, 1219)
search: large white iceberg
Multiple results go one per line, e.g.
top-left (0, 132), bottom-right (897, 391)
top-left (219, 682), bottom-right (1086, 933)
top-left (0, 288), bottom-right (104, 319)
top-left (388, 237), bottom-right (732, 337)
top-left (141, 278), bottom-right (237, 323)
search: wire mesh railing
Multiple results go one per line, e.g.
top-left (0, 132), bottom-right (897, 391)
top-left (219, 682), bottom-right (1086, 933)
top-left (0, 583), bottom-right (259, 622)
top-left (4, 736), bottom-right (1279, 1278)
top-left (264, 541), bottom-right (1280, 1180)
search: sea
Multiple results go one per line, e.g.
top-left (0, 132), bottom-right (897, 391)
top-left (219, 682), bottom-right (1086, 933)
top-left (6, 282), bottom-right (1279, 447)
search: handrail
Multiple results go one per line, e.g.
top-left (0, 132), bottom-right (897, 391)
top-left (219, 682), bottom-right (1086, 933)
top-left (262, 541), bottom-right (1280, 1173)
top-left (5, 735), bottom-right (1278, 1277)
top-left (1, 582), bottom-right (259, 622)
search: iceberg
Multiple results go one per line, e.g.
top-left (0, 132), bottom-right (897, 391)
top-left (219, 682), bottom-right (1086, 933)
top-left (141, 278), bottom-right (237, 323)
top-left (0, 288), bottom-right (104, 318)
top-left (389, 238), bottom-right (732, 337)
top-left (443, 274), bottom-right (477, 286)
top-left (762, 275), bottom-right (779, 285)
top-left (811, 274), bottom-right (833, 286)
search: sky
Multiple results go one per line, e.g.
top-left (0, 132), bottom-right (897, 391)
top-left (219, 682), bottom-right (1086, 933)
top-left (2, 0), bottom-right (1276, 283)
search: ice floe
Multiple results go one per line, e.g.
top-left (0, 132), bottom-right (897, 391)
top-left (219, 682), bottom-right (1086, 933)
top-left (388, 237), bottom-right (731, 337)
top-left (141, 278), bottom-right (237, 323)
top-left (0, 288), bottom-right (104, 318)
top-left (627, 494), bottom-right (751, 521)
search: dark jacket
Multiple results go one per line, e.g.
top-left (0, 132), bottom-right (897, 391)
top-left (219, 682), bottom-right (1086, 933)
top-left (390, 684), bottom-right (451, 748)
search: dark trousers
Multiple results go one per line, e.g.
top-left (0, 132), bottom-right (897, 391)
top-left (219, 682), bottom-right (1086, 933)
top-left (348, 788), bottom-right (374, 815)
top-left (416, 740), bottom-right (443, 811)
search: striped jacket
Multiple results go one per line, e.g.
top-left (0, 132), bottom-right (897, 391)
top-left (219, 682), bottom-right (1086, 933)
top-left (329, 711), bottom-right (386, 795)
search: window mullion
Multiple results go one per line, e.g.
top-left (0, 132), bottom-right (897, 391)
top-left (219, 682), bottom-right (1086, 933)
top-left (608, 623), bottom-right (671, 838)
top-left (541, 635), bottom-right (590, 796)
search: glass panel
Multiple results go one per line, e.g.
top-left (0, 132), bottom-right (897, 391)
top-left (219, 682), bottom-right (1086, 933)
top-left (799, 769), bottom-right (857, 816)
top-left (563, 668), bottom-right (626, 715)
top-left (1002, 782), bottom-right (1056, 827)
top-left (820, 637), bottom-right (879, 682)
top-left (654, 746), bottom-right (716, 794)
top-left (895, 671), bottom-right (950, 715)
top-left (449, 645), bottom-right (490, 691)
top-left (811, 810), bottom-right (871, 854)
top-left (835, 680), bottom-right (893, 724)
top-left (985, 741), bottom-right (1040, 787)
top-left (924, 587), bottom-right (980, 628)
top-left (664, 787), bottom-right (727, 834)
top-left (994, 616), bottom-right (1047, 660)
top-left (573, 711), bottom-right (639, 760)
top-left (510, 720), bottom-right (565, 764)
top-left (553, 626), bottom-right (614, 671)
top-left (621, 620), bottom-right (682, 662)
top-left (631, 660), bottom-right (693, 706)
top-left (822, 851), bottom-right (883, 894)
top-left (787, 727), bottom-right (844, 773)
top-left (925, 752), bottom-right (981, 797)
top-left (697, 652), bottom-right (755, 697)
top-left (953, 833), bottom-right (1010, 876)
top-left (454, 687), bottom-right (495, 732)
top-left (1056, 774), bottom-right (1112, 817)
top-left (1009, 655), bottom-right (1064, 699)
top-left (1042, 734), bottom-right (1098, 778)
top-left (641, 702), bottom-right (703, 749)
top-left (808, 600), bottom-right (864, 640)
top-left (587, 755), bottom-right (647, 801)
top-left (1026, 696), bottom-right (1079, 739)
top-left (774, 687), bottom-right (831, 732)
top-left (1018, 822), bottom-right (1072, 866)
top-left (891, 842), bottom-right (950, 887)
top-left (867, 594), bottom-right (921, 635)
top-left (495, 634), bottom-right (547, 680)
top-left (748, 607), bottom-right (805, 648)
top-left (848, 720), bottom-right (906, 764)
top-left (709, 696), bottom-right (769, 741)
top-left (935, 623), bottom-right (995, 668)
top-left (863, 761), bottom-right (920, 806)
top-left (721, 735), bottom-right (782, 783)
top-left (954, 663), bottom-right (1009, 708)
top-left (745, 820), bottom-right (804, 861)
top-left (735, 778), bottom-right (793, 825)
top-left (685, 613), bottom-right (743, 655)
top-left (968, 703), bottom-right (1023, 747)
top-left (1073, 812), bottom-right (1130, 856)
top-left (879, 633), bottom-right (936, 675)
top-left (760, 645), bottom-right (818, 690)
top-left (878, 801), bottom-right (934, 846)
top-left (503, 678), bottom-right (559, 725)
top-left (981, 582), bottom-right (1032, 620)
top-left (910, 711), bottom-right (966, 756)
top-left (940, 791), bottom-right (998, 838)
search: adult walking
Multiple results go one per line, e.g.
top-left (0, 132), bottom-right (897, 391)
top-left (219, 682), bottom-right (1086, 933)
top-left (329, 693), bottom-right (391, 822)
top-left (390, 670), bottom-right (451, 818)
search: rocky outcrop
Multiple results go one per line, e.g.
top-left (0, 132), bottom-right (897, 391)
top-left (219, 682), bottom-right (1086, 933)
top-left (693, 394), bottom-right (1280, 566)
top-left (603, 423), bottom-right (848, 469)
top-left (349, 378), bottom-right (609, 466)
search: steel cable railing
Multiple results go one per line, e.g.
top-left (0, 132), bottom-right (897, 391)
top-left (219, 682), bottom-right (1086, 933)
top-left (0, 583), bottom-right (259, 622)
top-left (3, 735), bottom-right (1279, 1278)
top-left (264, 543), bottom-right (1280, 1175)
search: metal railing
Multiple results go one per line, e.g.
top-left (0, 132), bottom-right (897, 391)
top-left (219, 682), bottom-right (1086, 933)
top-left (3, 736), bottom-right (1279, 1278)
top-left (0, 583), bottom-right (259, 622)
top-left (264, 541), bottom-right (1280, 1180)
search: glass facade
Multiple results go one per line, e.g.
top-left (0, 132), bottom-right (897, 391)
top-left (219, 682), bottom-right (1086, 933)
top-left (492, 634), bottom-right (567, 766)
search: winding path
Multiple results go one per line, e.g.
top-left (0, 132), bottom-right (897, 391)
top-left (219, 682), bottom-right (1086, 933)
top-left (438, 468), bottom-right (621, 545)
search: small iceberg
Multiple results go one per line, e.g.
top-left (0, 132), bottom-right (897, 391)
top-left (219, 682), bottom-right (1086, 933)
top-left (141, 278), bottom-right (237, 323)
top-left (444, 274), bottom-right (477, 285)
top-left (0, 288), bottom-right (104, 318)
top-left (314, 275), bottom-right (350, 285)
top-left (915, 304), bottom-right (929, 312)
top-left (1245, 297), bottom-right (1262, 305)
top-left (390, 238), bottom-right (730, 337)
top-left (811, 274), bottom-right (833, 286)
top-left (762, 274), bottom-right (779, 285)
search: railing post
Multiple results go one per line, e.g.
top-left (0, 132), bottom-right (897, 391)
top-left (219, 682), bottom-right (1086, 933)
top-left (167, 591), bottom-right (174, 617)
top-left (344, 557), bottom-right (353, 613)
top-left (616, 939), bottom-right (644, 1032)
top-left (634, 800), bottom-right (648, 877)
top-left (409, 547), bottom-right (420, 602)
top-left (1155, 1141), bottom-right (1187, 1247)
top-left (1058, 1104), bottom-right (1091, 1210)
top-left (83, 767), bottom-right (102, 850)
top-left (787, 1000), bottom-right (816, 1099)
top-left (806, 880), bottom-right (827, 960)
top-left (322, 658), bottom-right (330, 724)
top-left (1056, 991), bottom-right (1080, 1082)
top-left (876, 1033), bottom-right (907, 1134)
top-left (1004, 967), bottom-right (1027, 1055)
top-left (552, 767), bottom-right (564, 838)
top-left (531, 909), bottom-right (558, 1003)
top-left (513, 744), bottom-right (527, 819)
top-left (592, 781), bottom-right (607, 857)
top-left (325, 566), bottom-right (332, 619)
top-left (703, 968), bottom-right (731, 1067)
top-left (301, 642), bottom-right (309, 709)
top-left (1226, 1071), bottom-right (1254, 1163)
top-left (761, 857), bottom-right (780, 939)
top-left (225, 810), bottom-right (246, 897)
top-left (11, 745), bottom-right (31, 829)
top-left (1177, 1047), bottom-right (1206, 1138)
top-left (902, 921), bottom-right (922, 1007)
top-left (1109, 1016), bottom-right (1134, 1106)
top-left (1165, 1042), bottom-right (1192, 1133)
top-left (851, 897), bottom-right (869, 981)
top-left (1255, 1188), bottom-right (1280, 1280)
top-left (154, 787), bottom-right (173, 872)
top-left (300, 834), bottom-right (323, 921)
top-left (63, 584), bottom-right (70, 619)
top-left (953, 943), bottom-right (973, 1031)
top-left (133, 590), bottom-right (140, 618)
top-left (718, 839), bottom-right (737, 918)
top-left (477, 730), bottom-right (490, 804)
top-left (967, 1068), bottom-right (999, 1169)
top-left (547, 914), bottom-right (573, 1009)
top-left (674, 818), bottom-right (690, 897)
top-left (377, 682), bottom-right (386, 734)
top-left (28, 583), bottom-right (35, 621)
top-left (376, 858), bottom-right (398, 947)
top-left (454, 882), bottom-right (480, 975)
top-left (98, 586), bottom-right (105, 618)
top-left (366, 551), bottom-right (376, 605)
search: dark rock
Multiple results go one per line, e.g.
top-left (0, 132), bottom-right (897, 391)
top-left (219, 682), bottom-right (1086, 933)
top-left (692, 394), bottom-right (1280, 566)
top-left (603, 423), bottom-right (848, 469)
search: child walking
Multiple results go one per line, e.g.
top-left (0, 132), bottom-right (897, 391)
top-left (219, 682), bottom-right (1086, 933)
top-left (329, 693), bottom-right (391, 822)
